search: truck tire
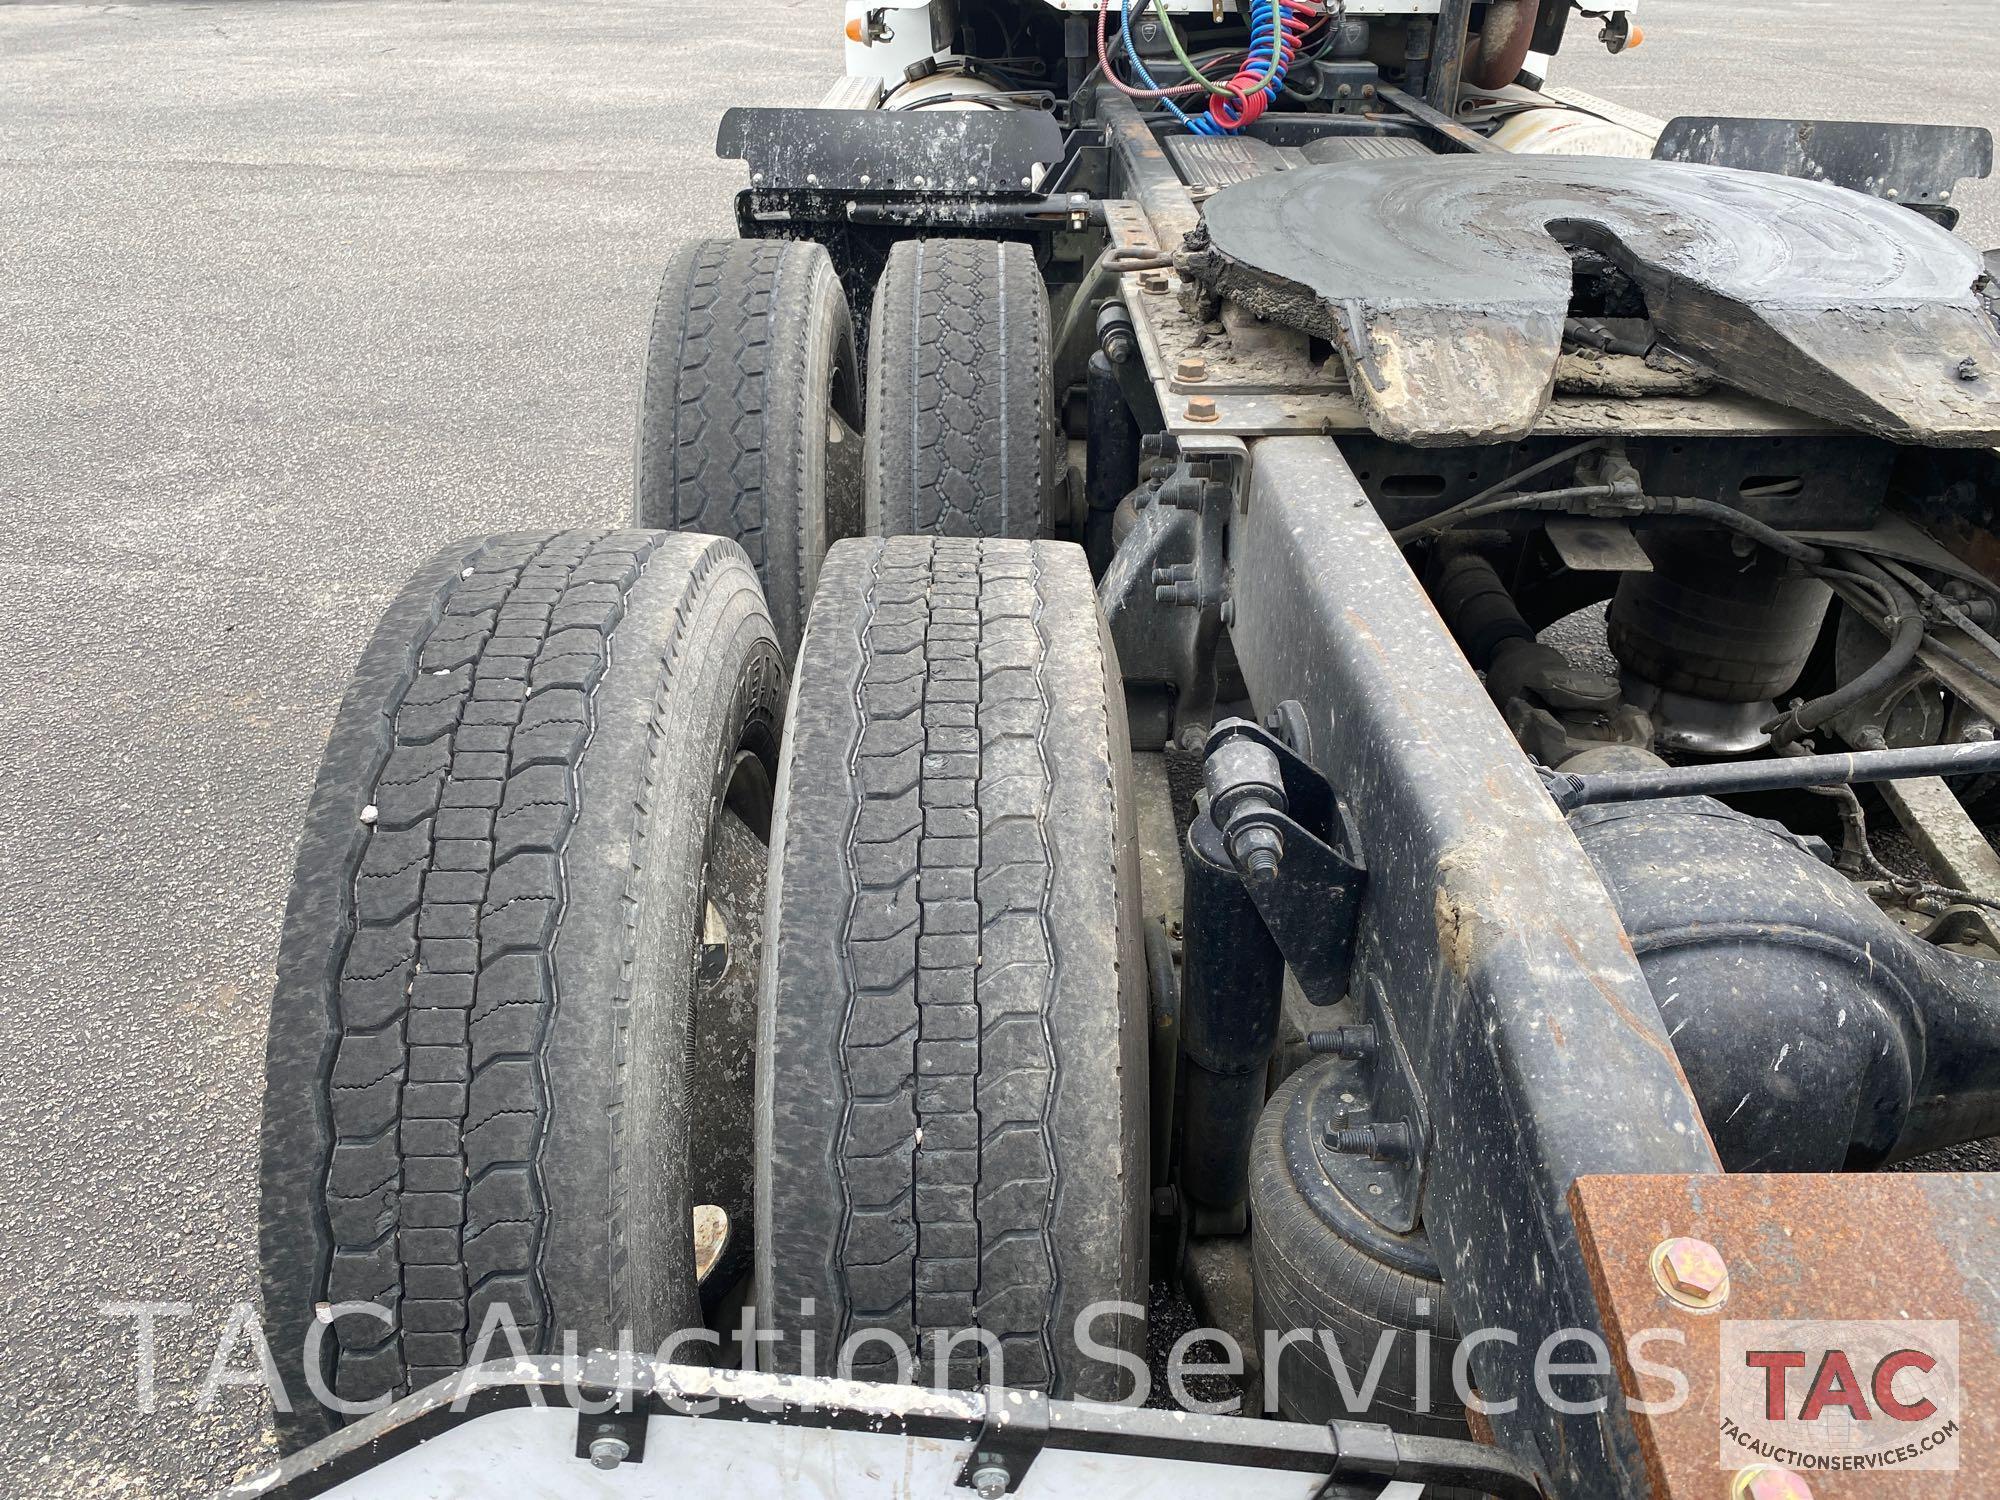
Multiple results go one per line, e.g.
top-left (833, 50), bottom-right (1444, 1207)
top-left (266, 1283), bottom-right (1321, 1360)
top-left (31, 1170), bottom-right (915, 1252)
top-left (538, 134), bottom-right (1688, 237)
top-left (261, 529), bottom-right (784, 1446)
top-left (757, 535), bottom-right (1146, 1401)
top-left (864, 240), bottom-right (1055, 540)
top-left (635, 238), bottom-right (863, 659)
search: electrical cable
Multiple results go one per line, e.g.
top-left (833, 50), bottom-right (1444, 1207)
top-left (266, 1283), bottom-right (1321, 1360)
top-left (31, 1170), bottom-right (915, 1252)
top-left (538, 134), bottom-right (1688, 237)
top-left (1105, 245), bottom-right (1178, 272)
top-left (1095, 0), bottom-right (1210, 98)
top-left (1120, 0), bottom-right (1201, 127)
top-left (1404, 486), bottom-right (1830, 573)
top-left (1768, 552), bottom-right (1924, 745)
top-left (1644, 497), bottom-right (1826, 568)
top-left (1810, 566), bottom-right (1900, 620)
top-left (1159, 9), bottom-right (1248, 98)
top-left (1390, 439), bottom-right (1608, 543)
top-left (1876, 555), bottom-right (2000, 667)
top-left (1192, 0), bottom-right (1315, 133)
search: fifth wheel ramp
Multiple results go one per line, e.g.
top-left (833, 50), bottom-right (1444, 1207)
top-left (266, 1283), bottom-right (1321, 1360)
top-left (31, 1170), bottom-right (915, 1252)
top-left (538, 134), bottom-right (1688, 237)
top-left (1190, 154), bottom-right (2000, 447)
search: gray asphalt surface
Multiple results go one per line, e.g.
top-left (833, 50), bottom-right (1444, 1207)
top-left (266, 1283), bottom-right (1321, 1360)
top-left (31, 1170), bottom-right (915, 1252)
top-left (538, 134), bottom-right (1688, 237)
top-left (1, 3), bottom-right (1996, 1496)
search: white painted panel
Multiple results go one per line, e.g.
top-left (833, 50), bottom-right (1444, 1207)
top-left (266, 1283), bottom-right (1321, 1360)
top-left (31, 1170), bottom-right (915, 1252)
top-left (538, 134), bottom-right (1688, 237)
top-left (316, 1405), bottom-right (1354, 1500)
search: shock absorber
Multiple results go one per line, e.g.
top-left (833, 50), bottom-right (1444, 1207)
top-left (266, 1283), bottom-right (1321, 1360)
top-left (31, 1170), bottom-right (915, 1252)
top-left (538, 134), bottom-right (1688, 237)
top-left (1194, 0), bottom-right (1313, 135)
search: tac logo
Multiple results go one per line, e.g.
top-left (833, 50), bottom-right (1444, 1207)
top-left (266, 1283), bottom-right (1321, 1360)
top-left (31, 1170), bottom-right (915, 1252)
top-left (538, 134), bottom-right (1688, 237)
top-left (1719, 1320), bottom-right (1961, 1474)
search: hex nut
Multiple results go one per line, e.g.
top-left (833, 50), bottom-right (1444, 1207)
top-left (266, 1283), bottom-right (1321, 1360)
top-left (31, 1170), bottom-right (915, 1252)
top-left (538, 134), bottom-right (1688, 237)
top-left (1140, 271), bottom-right (1171, 294)
top-left (1185, 395), bottom-right (1220, 423)
top-left (588, 1435), bottom-right (630, 1471)
top-left (1176, 357), bottom-right (1209, 382)
top-left (1651, 1236), bottom-right (1730, 1309)
top-left (970, 1462), bottom-right (1011, 1499)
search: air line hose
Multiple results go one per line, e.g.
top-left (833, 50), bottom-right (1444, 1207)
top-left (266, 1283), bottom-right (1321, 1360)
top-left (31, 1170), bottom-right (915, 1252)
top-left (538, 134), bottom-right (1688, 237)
top-left (1193, 0), bottom-right (1313, 134)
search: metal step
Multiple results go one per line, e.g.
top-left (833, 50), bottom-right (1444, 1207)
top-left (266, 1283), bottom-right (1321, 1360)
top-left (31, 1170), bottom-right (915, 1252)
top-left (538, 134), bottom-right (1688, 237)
top-left (1164, 134), bottom-right (1288, 192)
top-left (1299, 135), bottom-right (1433, 163)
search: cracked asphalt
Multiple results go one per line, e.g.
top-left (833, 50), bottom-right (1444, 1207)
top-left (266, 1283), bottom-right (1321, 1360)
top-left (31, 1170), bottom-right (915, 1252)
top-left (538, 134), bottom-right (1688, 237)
top-left (0, 3), bottom-right (1994, 1495)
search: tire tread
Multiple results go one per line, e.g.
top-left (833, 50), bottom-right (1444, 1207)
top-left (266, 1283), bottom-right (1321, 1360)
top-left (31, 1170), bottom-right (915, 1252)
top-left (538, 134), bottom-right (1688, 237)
top-left (865, 241), bottom-right (1052, 540)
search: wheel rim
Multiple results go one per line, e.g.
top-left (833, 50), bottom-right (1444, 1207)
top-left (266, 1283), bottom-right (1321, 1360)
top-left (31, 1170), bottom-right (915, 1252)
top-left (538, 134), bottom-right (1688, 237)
top-left (687, 736), bottom-right (776, 1321)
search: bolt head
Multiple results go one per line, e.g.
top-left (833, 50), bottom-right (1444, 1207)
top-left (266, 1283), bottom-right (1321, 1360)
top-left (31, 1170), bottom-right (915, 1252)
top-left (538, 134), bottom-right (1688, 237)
top-left (970, 1462), bottom-right (1011, 1499)
top-left (1652, 1236), bottom-right (1730, 1308)
top-left (1140, 271), bottom-right (1170, 294)
top-left (588, 1435), bottom-right (630, 1471)
top-left (1185, 395), bottom-right (1220, 423)
top-left (1176, 357), bottom-right (1209, 382)
top-left (1734, 1465), bottom-right (1813, 1500)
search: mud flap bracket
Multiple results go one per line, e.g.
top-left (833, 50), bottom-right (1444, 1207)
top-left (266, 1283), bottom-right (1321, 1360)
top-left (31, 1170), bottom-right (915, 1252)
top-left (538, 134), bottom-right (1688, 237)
top-left (953, 1388), bottom-right (1048, 1492)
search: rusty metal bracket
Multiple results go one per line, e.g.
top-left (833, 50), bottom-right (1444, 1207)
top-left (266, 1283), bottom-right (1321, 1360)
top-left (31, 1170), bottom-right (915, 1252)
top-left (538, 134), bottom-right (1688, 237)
top-left (1102, 436), bottom-right (1247, 745)
top-left (1575, 1173), bottom-right (2000, 1497)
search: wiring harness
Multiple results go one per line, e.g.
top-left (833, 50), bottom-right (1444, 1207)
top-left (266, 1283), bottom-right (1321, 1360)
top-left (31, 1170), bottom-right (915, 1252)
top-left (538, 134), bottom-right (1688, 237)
top-left (1095, 0), bottom-right (1322, 134)
top-left (1193, 0), bottom-right (1314, 134)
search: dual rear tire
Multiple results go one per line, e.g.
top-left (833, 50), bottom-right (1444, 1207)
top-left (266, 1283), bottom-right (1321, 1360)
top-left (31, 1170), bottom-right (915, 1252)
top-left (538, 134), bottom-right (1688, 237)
top-left (633, 237), bottom-right (1057, 647)
top-left (260, 531), bottom-right (783, 1445)
top-left (634, 239), bottom-right (863, 660)
top-left (759, 535), bottom-right (1146, 1399)
top-left (263, 540), bottom-right (1138, 1434)
top-left (262, 237), bottom-right (1115, 1445)
top-left (862, 239), bottom-right (1057, 542)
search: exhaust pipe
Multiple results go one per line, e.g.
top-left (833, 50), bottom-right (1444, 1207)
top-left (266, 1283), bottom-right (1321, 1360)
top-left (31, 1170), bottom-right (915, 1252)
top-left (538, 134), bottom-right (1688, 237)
top-left (1467, 0), bottom-right (1541, 90)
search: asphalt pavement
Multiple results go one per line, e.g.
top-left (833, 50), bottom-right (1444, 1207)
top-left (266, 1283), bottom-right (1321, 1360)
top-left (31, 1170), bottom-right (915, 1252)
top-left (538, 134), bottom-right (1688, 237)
top-left (1, 3), bottom-right (1995, 1495)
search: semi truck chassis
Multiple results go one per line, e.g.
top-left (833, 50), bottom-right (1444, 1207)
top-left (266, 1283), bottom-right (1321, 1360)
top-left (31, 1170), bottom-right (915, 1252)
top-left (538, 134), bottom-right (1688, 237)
top-left (248, 5), bottom-right (2000, 1497)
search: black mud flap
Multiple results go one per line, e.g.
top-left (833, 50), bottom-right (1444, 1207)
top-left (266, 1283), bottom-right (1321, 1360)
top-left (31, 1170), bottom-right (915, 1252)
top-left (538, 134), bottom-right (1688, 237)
top-left (716, 105), bottom-right (1065, 196)
top-left (1655, 116), bottom-right (1994, 224)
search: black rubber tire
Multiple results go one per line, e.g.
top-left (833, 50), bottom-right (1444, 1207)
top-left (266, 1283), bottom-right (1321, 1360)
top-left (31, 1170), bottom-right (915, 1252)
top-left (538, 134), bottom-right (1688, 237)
top-left (1250, 1063), bottom-right (1466, 1437)
top-left (261, 529), bottom-right (784, 1447)
top-left (756, 535), bottom-right (1146, 1400)
top-left (864, 239), bottom-right (1056, 540)
top-left (634, 238), bottom-right (863, 659)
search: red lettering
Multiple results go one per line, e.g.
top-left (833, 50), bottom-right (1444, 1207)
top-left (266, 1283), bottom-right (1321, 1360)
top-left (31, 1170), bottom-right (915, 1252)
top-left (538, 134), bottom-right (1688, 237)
top-left (1873, 1349), bottom-right (1939, 1422)
top-left (1800, 1349), bottom-right (1873, 1422)
top-left (1745, 1351), bottom-right (1807, 1421)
